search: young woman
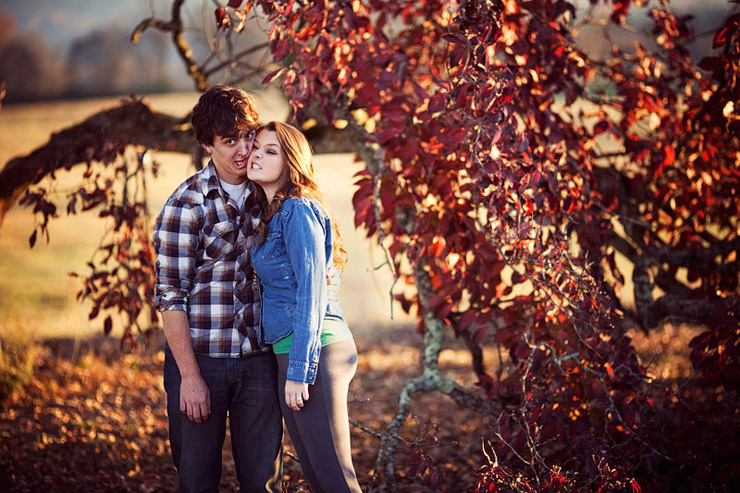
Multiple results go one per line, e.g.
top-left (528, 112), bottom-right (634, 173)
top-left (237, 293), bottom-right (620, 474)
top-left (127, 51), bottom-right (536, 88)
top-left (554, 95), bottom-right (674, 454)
top-left (248, 121), bottom-right (361, 492)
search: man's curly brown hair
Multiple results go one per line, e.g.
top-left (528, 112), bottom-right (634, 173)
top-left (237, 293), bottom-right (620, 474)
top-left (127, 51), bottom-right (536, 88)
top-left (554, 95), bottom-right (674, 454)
top-left (191, 85), bottom-right (258, 145)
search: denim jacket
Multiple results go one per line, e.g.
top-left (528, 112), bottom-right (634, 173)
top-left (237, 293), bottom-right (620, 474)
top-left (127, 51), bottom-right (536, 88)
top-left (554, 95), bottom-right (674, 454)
top-left (251, 197), bottom-right (346, 384)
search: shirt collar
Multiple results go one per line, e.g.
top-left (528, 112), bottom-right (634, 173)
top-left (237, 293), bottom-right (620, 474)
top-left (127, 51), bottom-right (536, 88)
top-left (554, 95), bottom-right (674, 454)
top-left (201, 160), bottom-right (256, 202)
top-left (200, 161), bottom-right (222, 198)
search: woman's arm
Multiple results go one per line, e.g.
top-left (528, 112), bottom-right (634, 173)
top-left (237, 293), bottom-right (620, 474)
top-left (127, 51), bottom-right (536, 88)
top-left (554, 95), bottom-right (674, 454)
top-left (283, 200), bottom-right (329, 385)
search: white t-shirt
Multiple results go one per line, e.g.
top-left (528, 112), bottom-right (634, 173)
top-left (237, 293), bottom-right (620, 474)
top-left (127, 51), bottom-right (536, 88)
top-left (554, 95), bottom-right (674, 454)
top-left (220, 179), bottom-right (248, 210)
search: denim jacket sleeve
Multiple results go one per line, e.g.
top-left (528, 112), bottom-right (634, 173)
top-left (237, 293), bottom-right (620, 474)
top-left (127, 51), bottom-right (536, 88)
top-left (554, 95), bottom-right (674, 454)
top-left (283, 200), bottom-right (328, 384)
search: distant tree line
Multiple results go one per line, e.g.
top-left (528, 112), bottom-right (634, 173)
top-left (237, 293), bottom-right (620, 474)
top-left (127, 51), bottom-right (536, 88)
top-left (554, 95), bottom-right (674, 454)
top-left (0, 11), bottom-right (186, 103)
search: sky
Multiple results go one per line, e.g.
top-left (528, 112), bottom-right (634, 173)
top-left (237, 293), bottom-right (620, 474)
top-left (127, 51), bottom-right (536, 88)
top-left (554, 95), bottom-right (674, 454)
top-left (3, 0), bottom-right (736, 51)
top-left (0, 0), bottom-right (175, 47)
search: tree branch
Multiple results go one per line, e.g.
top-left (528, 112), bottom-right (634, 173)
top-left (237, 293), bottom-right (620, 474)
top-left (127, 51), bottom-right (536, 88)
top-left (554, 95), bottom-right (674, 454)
top-left (632, 254), bottom-right (731, 331)
top-left (203, 43), bottom-right (270, 78)
top-left (130, 0), bottom-right (209, 91)
top-left (650, 238), bottom-right (740, 273)
top-left (0, 99), bottom-right (195, 227)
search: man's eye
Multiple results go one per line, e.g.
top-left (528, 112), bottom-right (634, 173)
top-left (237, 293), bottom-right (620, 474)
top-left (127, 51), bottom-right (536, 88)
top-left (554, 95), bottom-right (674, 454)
top-left (226, 139), bottom-right (236, 145)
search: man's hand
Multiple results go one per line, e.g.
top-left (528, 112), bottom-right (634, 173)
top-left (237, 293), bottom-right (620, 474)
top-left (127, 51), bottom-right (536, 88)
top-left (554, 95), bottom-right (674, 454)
top-left (285, 380), bottom-right (309, 412)
top-left (162, 310), bottom-right (210, 423)
top-left (180, 375), bottom-right (211, 423)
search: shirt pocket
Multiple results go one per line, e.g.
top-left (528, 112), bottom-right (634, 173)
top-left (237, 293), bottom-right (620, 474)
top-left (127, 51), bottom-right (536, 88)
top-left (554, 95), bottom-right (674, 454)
top-left (203, 220), bottom-right (237, 259)
top-left (261, 231), bottom-right (286, 261)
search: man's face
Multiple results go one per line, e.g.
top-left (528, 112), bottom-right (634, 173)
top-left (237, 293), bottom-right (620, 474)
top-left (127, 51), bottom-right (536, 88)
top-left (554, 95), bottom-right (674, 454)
top-left (203, 129), bottom-right (256, 185)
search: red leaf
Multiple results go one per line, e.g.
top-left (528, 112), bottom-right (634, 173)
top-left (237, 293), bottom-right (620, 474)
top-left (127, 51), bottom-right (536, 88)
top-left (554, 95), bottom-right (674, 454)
top-left (713, 26), bottom-right (730, 48)
top-left (713, 15), bottom-right (740, 48)
top-left (458, 310), bottom-right (477, 331)
top-left (428, 93), bottom-right (446, 113)
top-left (429, 237), bottom-right (446, 257)
top-left (412, 82), bottom-right (429, 101)
top-left (698, 56), bottom-right (720, 72)
top-left (262, 67), bottom-right (287, 84)
top-left (443, 33), bottom-right (467, 46)
top-left (227, 0), bottom-right (243, 7)
top-left (273, 39), bottom-right (291, 62)
top-left (243, 0), bottom-right (254, 16)
top-left (215, 7), bottom-right (230, 30)
top-left (593, 120), bottom-right (611, 137)
top-left (473, 326), bottom-right (487, 345)
top-left (435, 301), bottom-right (454, 318)
top-left (611, 0), bottom-right (631, 24)
top-left (394, 294), bottom-right (414, 313)
top-left (663, 145), bottom-right (675, 166)
top-left (104, 316), bottom-right (113, 335)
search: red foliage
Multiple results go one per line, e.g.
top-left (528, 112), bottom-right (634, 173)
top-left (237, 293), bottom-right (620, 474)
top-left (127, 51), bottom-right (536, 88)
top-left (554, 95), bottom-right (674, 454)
top-left (20, 144), bottom-right (160, 349)
top-left (217, 0), bottom-right (739, 489)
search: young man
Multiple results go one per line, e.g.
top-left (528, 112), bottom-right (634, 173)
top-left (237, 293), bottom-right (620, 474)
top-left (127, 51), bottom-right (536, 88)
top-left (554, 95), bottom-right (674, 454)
top-left (153, 86), bottom-right (282, 492)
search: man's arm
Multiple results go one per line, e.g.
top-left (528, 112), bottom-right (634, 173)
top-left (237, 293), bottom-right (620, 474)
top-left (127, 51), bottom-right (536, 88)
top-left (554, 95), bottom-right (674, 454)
top-left (162, 310), bottom-right (211, 423)
top-left (154, 199), bottom-right (209, 423)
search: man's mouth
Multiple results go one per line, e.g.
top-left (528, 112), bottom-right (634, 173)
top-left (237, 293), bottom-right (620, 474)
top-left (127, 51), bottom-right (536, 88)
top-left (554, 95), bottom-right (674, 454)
top-left (234, 158), bottom-right (247, 169)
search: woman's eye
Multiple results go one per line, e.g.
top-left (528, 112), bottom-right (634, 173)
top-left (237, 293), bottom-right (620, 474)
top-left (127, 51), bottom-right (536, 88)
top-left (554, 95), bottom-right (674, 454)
top-left (267, 150), bottom-right (277, 155)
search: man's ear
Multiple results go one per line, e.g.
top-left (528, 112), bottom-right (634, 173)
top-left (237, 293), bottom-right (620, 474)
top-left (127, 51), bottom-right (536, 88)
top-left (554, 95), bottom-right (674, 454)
top-left (201, 143), bottom-right (212, 155)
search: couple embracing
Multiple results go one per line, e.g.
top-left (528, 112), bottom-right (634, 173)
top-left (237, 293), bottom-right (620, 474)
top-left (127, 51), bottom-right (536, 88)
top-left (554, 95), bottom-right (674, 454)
top-left (153, 86), bottom-right (362, 492)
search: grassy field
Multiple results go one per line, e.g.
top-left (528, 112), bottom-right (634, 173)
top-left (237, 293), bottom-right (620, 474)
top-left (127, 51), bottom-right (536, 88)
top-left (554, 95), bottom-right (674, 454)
top-left (0, 92), bottom-right (407, 341)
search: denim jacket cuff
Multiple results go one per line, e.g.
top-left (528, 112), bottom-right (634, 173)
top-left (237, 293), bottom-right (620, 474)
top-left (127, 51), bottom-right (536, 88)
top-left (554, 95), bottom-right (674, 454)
top-left (286, 361), bottom-right (318, 385)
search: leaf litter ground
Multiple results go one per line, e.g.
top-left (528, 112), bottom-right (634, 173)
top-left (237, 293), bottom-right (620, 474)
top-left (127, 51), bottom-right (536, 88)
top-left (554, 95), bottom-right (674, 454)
top-left (0, 323), bottom-right (712, 492)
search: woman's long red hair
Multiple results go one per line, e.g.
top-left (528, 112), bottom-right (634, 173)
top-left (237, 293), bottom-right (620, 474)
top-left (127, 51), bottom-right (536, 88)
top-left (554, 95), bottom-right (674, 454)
top-left (254, 121), bottom-right (348, 271)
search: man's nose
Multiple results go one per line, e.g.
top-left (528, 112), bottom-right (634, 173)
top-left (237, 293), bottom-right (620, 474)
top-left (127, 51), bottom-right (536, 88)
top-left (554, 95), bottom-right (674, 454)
top-left (238, 137), bottom-right (252, 155)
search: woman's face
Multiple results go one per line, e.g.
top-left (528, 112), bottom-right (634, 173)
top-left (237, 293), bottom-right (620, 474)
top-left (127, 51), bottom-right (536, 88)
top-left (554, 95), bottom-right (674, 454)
top-left (248, 129), bottom-right (286, 195)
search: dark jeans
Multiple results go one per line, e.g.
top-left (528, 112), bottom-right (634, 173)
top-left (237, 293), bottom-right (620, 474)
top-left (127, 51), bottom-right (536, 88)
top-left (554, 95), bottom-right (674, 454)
top-left (164, 347), bottom-right (283, 493)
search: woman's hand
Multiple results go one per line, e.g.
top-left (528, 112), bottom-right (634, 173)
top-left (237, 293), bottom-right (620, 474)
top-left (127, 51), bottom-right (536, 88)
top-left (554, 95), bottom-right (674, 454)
top-left (285, 380), bottom-right (309, 412)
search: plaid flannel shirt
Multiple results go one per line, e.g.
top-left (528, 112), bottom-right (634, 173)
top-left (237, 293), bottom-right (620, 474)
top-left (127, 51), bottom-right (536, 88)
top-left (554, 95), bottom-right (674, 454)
top-left (153, 162), bottom-right (267, 358)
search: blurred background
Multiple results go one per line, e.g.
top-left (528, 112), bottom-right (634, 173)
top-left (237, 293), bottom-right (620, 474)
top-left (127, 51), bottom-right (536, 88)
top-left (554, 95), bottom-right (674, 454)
top-left (0, 0), bottom-right (414, 342)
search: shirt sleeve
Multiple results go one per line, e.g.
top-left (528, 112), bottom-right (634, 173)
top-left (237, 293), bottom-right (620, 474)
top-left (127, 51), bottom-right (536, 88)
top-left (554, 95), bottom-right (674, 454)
top-left (282, 201), bottom-right (328, 384)
top-left (153, 201), bottom-right (199, 313)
